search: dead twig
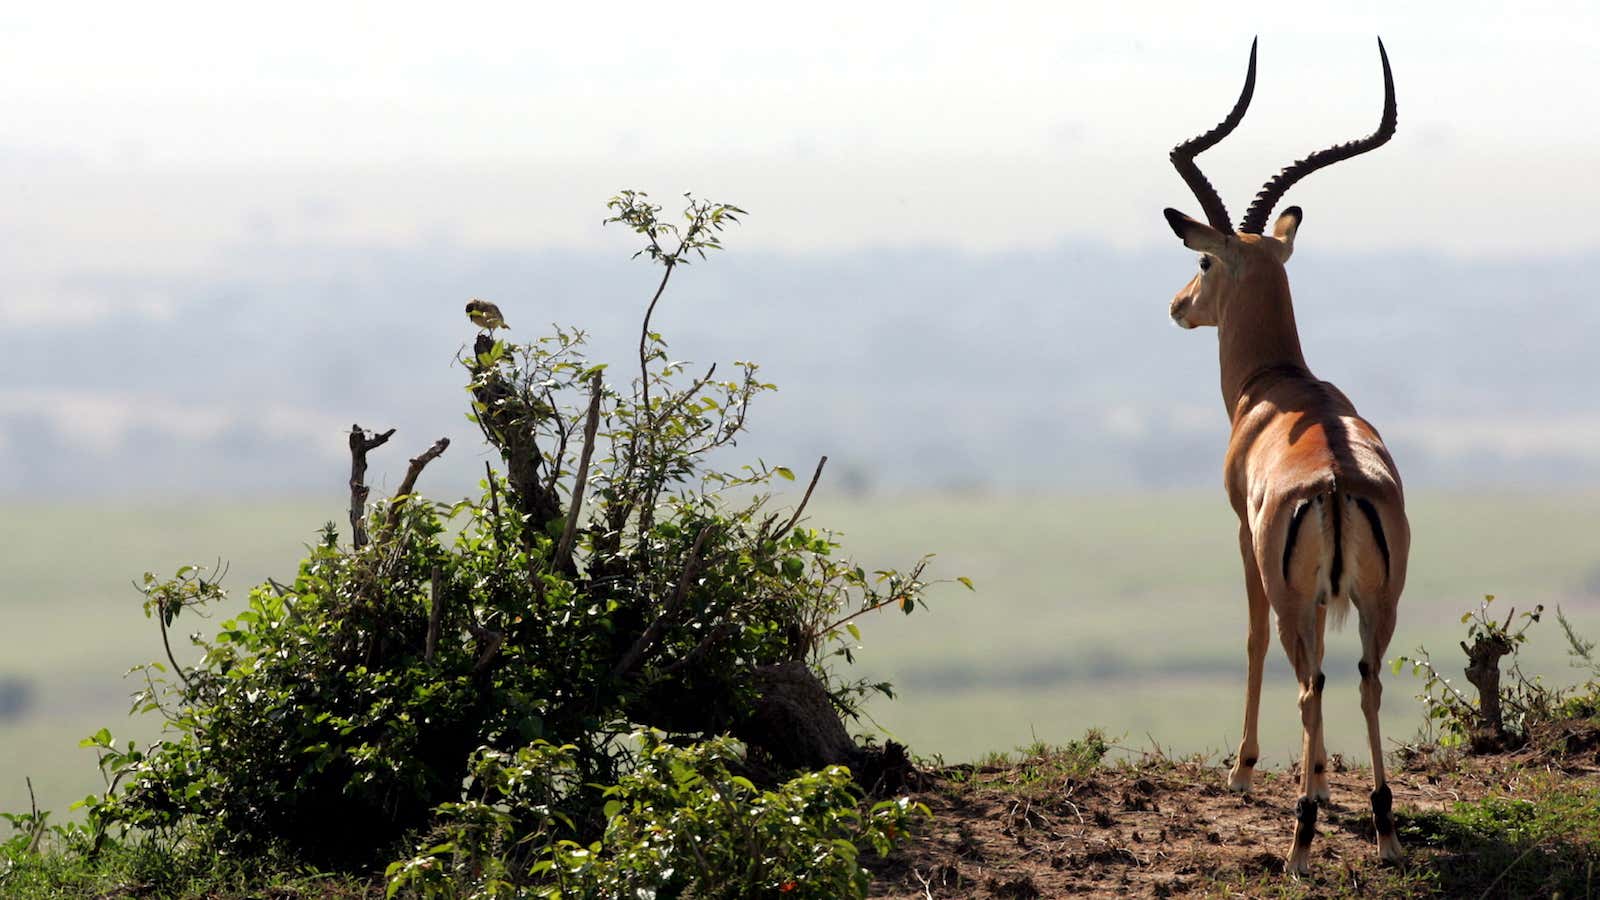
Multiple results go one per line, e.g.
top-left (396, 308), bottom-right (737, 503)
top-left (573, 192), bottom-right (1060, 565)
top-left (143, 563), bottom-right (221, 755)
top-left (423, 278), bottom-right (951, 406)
top-left (24, 776), bottom-right (45, 853)
top-left (348, 424), bottom-right (396, 549)
top-left (772, 455), bottom-right (827, 542)
top-left (376, 437), bottom-right (450, 544)
top-left (393, 437), bottom-right (451, 501)
top-left (555, 372), bottom-right (604, 575)
top-left (484, 461), bottom-right (504, 553)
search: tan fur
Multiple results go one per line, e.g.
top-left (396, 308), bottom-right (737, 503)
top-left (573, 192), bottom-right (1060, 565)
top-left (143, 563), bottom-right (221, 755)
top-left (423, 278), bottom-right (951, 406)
top-left (1168, 219), bottom-right (1408, 875)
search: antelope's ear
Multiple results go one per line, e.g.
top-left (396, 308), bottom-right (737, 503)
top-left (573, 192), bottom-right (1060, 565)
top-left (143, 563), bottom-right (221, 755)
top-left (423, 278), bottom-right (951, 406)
top-left (1163, 208), bottom-right (1228, 256)
top-left (1271, 206), bottom-right (1302, 260)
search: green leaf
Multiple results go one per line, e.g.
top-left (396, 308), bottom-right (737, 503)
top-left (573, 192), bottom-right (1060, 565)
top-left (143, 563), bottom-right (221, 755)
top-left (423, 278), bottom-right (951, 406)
top-left (957, 576), bottom-right (975, 591)
top-left (846, 623), bottom-right (861, 641)
top-left (775, 466), bottom-right (795, 481)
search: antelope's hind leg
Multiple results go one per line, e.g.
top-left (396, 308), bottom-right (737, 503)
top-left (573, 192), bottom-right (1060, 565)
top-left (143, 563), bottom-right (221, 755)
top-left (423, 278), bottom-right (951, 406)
top-left (1228, 523), bottom-right (1271, 793)
top-left (1277, 597), bottom-right (1326, 878)
top-left (1358, 594), bottom-right (1403, 862)
top-left (1309, 602), bottom-right (1331, 803)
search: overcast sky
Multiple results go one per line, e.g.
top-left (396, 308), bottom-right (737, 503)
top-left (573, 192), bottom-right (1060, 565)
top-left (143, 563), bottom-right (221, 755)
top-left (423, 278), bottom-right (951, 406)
top-left (2, 0), bottom-right (1596, 285)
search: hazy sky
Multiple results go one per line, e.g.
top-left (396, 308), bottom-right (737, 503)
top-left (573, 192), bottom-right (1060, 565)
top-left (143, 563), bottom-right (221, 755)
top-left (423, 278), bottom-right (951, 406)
top-left (2, 0), bottom-right (1597, 281)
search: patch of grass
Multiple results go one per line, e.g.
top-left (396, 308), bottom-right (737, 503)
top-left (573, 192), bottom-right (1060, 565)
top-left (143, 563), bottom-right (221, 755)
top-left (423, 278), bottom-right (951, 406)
top-left (0, 838), bottom-right (377, 899)
top-left (993, 729), bottom-right (1111, 798)
top-left (1403, 772), bottom-right (1600, 898)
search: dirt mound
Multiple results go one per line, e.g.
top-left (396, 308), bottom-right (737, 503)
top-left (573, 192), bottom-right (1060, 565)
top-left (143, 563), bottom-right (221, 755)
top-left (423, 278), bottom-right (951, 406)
top-left (865, 745), bottom-right (1567, 898)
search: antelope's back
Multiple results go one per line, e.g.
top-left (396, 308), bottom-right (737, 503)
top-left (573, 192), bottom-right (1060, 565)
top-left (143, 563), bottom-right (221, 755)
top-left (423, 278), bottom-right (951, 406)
top-left (1227, 376), bottom-right (1404, 514)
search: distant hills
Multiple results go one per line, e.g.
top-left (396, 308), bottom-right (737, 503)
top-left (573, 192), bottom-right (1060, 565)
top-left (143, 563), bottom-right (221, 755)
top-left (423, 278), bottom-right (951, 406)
top-left (5, 235), bottom-right (1599, 497)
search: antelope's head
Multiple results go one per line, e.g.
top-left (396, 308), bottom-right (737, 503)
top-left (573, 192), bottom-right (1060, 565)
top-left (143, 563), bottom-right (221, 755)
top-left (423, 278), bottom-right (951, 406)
top-left (1163, 38), bottom-right (1395, 331)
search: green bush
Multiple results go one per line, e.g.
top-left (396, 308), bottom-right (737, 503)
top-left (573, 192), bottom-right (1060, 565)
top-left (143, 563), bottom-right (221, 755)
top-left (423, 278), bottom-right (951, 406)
top-left (75, 194), bottom-right (953, 876)
top-left (386, 734), bottom-right (927, 900)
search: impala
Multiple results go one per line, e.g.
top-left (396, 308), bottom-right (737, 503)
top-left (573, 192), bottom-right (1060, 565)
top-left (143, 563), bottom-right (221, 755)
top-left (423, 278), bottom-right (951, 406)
top-left (1163, 38), bottom-right (1407, 875)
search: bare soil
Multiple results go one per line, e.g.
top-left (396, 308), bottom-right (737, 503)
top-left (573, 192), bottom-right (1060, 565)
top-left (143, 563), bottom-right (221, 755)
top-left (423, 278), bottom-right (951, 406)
top-left (864, 741), bottom-right (1600, 898)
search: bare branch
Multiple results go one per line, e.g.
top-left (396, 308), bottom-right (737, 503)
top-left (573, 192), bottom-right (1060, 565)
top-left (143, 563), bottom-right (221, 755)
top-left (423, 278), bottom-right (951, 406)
top-left (24, 776), bottom-right (44, 853)
top-left (484, 461), bottom-right (504, 552)
top-left (773, 456), bottom-right (828, 542)
top-left (394, 437), bottom-right (451, 501)
top-left (556, 372), bottom-right (604, 575)
top-left (374, 437), bottom-right (450, 545)
top-left (425, 564), bottom-right (443, 662)
top-left (348, 424), bottom-right (396, 549)
top-left (612, 524), bottom-right (714, 679)
top-left (653, 362), bottom-right (717, 431)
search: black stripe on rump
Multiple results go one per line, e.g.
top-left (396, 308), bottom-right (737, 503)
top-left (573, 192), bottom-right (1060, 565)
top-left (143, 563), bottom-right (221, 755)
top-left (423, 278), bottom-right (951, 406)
top-left (1354, 496), bottom-right (1392, 580)
top-left (1283, 500), bottom-right (1311, 582)
top-left (1329, 493), bottom-right (1343, 596)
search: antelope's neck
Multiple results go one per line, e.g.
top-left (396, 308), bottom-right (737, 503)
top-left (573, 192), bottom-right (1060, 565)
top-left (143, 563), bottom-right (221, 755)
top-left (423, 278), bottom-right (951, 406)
top-left (1218, 268), bottom-right (1309, 419)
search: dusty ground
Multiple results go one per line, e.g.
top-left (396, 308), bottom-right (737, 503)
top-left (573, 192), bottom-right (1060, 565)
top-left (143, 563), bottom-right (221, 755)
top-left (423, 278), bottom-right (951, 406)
top-left (864, 738), bottom-right (1600, 899)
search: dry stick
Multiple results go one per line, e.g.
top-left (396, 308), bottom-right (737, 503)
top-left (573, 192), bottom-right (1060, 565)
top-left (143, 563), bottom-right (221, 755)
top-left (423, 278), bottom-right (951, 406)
top-left (484, 461), bottom-right (504, 551)
top-left (612, 524), bottom-right (714, 679)
top-left (425, 564), bottom-right (443, 662)
top-left (555, 372), bottom-right (604, 574)
top-left (772, 455), bottom-right (828, 542)
top-left (394, 437), bottom-right (451, 500)
top-left (348, 424), bottom-right (396, 549)
top-left (25, 776), bottom-right (43, 853)
top-left (376, 437), bottom-right (451, 545)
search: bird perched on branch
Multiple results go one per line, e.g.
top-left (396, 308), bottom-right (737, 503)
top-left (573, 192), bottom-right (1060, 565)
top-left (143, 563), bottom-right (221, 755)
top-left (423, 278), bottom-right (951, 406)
top-left (465, 298), bottom-right (510, 332)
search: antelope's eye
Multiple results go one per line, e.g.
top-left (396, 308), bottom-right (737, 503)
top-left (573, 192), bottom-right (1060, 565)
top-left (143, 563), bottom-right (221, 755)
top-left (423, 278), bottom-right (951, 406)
top-left (1198, 256), bottom-right (1212, 272)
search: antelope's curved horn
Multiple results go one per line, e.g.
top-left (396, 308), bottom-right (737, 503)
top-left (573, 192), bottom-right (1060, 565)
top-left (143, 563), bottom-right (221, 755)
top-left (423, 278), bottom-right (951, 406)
top-left (1170, 38), bottom-right (1257, 234)
top-left (1239, 38), bottom-right (1397, 235)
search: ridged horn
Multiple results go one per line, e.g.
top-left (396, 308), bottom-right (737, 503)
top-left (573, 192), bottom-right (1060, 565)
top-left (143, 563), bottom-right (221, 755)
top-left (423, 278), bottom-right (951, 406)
top-left (1169, 38), bottom-right (1257, 234)
top-left (1239, 37), bottom-right (1397, 234)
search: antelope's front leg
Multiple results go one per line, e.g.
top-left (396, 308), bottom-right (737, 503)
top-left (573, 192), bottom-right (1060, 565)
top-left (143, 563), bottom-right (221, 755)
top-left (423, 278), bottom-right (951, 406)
top-left (1229, 525), bottom-right (1270, 793)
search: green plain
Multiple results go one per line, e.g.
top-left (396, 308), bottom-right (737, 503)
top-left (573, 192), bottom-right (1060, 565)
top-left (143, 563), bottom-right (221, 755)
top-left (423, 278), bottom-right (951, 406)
top-left (2, 491), bottom-right (1598, 819)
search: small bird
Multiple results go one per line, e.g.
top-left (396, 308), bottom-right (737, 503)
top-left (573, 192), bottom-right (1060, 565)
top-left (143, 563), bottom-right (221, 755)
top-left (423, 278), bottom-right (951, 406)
top-left (465, 299), bottom-right (510, 332)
